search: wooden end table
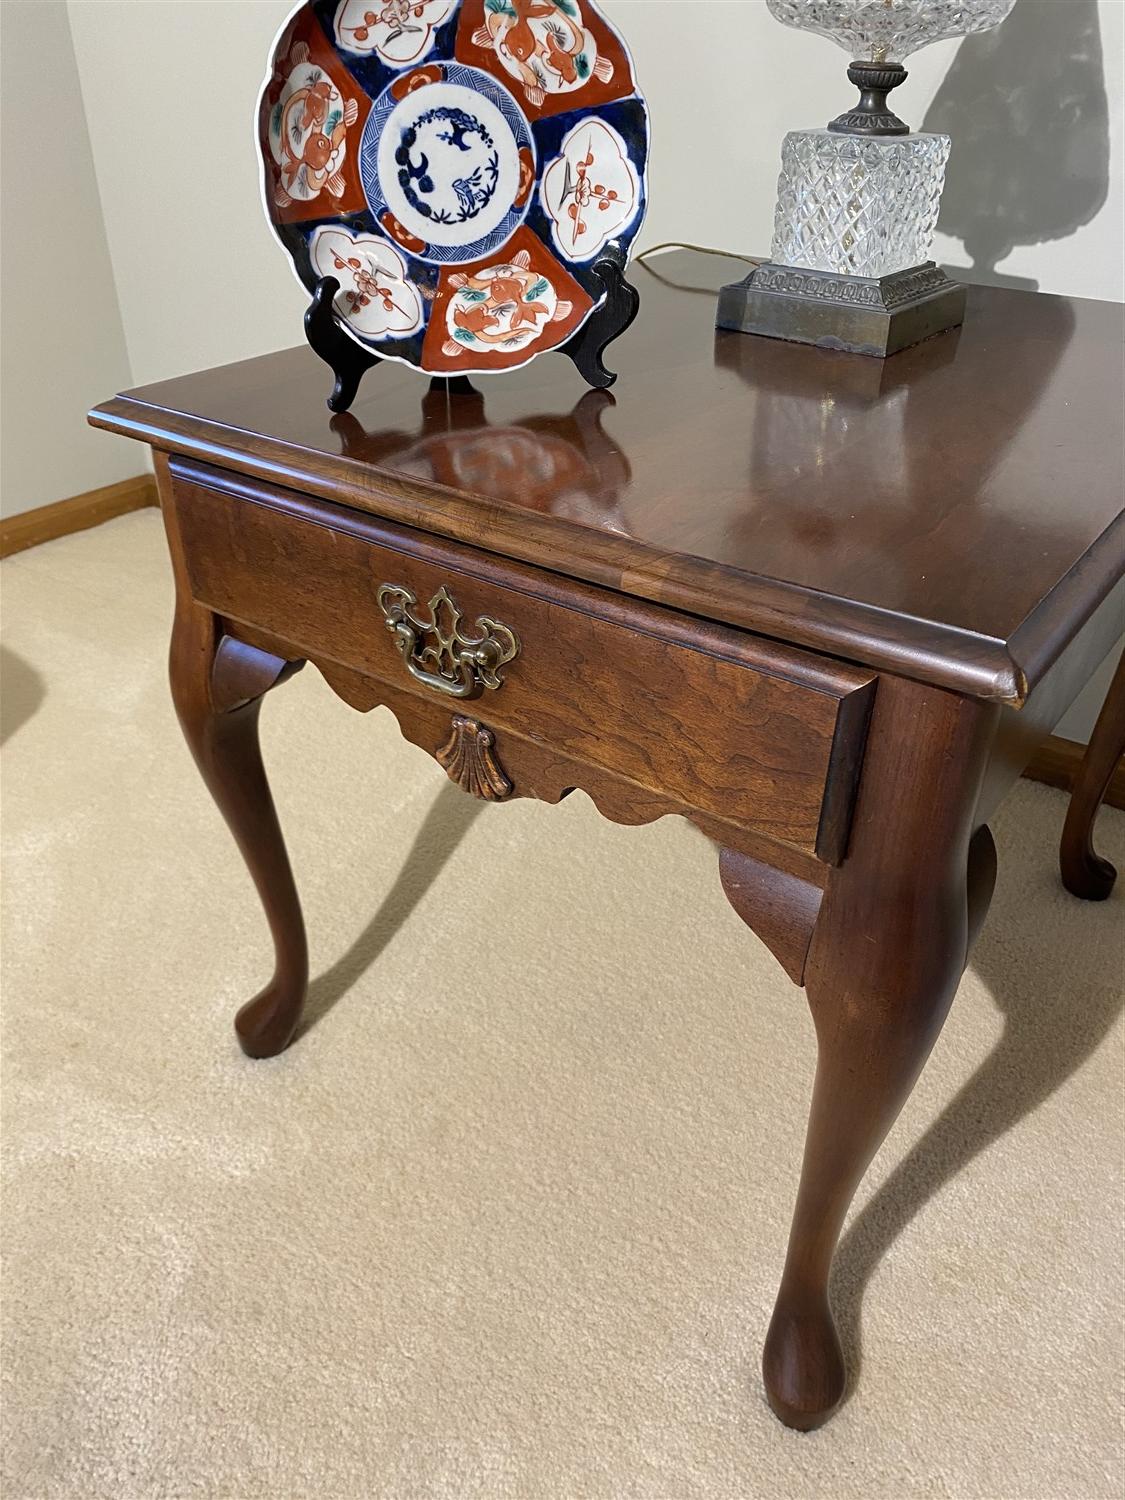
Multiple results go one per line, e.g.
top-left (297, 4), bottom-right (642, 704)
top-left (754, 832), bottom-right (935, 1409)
top-left (90, 253), bottom-right (1125, 1430)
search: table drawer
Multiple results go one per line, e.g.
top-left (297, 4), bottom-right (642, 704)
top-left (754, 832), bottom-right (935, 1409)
top-left (170, 459), bottom-right (875, 861)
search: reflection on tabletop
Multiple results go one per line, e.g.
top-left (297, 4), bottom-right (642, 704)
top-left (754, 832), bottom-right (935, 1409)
top-left (330, 381), bottom-right (634, 532)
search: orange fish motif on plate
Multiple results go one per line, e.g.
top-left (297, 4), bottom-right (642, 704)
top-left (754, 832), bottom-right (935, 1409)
top-left (421, 227), bottom-right (593, 372)
top-left (441, 247), bottom-right (573, 358)
top-left (261, 17), bottom-right (371, 222)
top-left (455, 0), bottom-right (634, 118)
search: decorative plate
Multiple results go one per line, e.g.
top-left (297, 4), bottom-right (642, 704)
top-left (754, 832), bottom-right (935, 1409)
top-left (258, 1), bottom-right (648, 377)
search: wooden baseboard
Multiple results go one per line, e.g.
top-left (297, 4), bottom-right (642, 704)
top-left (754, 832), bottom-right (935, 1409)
top-left (0, 475), bottom-right (157, 559)
top-left (1025, 734), bottom-right (1125, 811)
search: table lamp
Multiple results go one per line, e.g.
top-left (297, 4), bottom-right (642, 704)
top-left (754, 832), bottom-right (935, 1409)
top-left (718, 0), bottom-right (1018, 357)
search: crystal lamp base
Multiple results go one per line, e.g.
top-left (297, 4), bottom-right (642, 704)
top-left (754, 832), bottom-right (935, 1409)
top-left (717, 124), bottom-right (963, 358)
top-left (716, 260), bottom-right (967, 358)
top-left (772, 129), bottom-right (950, 279)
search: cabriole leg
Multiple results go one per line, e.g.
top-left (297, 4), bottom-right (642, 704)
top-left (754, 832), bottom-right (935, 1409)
top-left (758, 679), bottom-right (998, 1429)
top-left (158, 454), bottom-right (308, 1058)
top-left (1060, 650), bottom-right (1125, 901)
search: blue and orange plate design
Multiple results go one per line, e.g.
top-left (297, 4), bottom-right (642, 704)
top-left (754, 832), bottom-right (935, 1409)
top-left (258, 0), bottom-right (648, 376)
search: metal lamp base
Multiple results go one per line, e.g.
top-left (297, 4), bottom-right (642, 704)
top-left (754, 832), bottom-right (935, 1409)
top-left (716, 261), bottom-right (967, 358)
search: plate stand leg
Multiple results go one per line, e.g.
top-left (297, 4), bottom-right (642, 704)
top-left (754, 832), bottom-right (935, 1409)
top-left (305, 276), bottom-right (382, 414)
top-left (560, 242), bottom-right (641, 391)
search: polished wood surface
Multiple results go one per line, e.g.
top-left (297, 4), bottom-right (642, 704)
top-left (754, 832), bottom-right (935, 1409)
top-left (91, 254), bottom-right (1124, 702)
top-left (171, 459), bottom-right (875, 862)
top-left (90, 263), bottom-right (1124, 1434)
top-left (762, 681), bottom-right (998, 1428)
top-left (719, 849), bottom-right (823, 987)
top-left (156, 452), bottom-right (308, 1057)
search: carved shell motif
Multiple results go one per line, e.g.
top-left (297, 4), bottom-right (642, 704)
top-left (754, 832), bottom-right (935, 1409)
top-left (436, 716), bottom-right (512, 801)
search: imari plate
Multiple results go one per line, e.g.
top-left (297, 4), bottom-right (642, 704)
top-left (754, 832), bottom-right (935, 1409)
top-left (257, 1), bottom-right (649, 377)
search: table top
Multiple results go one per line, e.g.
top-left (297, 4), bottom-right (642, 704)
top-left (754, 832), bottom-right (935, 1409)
top-left (91, 251), bottom-right (1124, 705)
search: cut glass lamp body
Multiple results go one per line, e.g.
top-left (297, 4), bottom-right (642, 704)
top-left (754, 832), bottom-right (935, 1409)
top-left (765, 0), bottom-right (1018, 65)
top-left (772, 129), bottom-right (950, 279)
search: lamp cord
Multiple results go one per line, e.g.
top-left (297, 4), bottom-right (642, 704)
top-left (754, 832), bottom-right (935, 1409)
top-left (635, 241), bottom-right (759, 266)
top-left (633, 242), bottom-right (762, 292)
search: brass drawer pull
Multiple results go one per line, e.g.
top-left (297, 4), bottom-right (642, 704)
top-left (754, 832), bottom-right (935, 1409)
top-left (376, 583), bottom-right (520, 700)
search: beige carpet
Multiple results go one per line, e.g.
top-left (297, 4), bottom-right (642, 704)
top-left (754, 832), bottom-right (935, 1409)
top-left (2, 509), bottom-right (1123, 1500)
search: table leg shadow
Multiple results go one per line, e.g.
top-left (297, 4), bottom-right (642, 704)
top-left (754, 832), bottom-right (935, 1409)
top-left (0, 646), bottom-right (46, 748)
top-left (298, 780), bottom-right (486, 1041)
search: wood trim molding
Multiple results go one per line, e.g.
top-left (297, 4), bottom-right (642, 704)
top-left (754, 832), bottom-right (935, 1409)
top-left (0, 475), bottom-right (157, 559)
top-left (1025, 734), bottom-right (1125, 811)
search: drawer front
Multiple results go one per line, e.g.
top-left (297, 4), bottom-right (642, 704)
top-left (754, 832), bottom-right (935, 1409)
top-left (170, 460), bottom-right (875, 860)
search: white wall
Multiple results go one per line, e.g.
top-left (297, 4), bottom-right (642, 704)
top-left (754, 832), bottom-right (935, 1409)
top-left (0, 0), bottom-right (139, 518)
top-left (67, 0), bottom-right (300, 385)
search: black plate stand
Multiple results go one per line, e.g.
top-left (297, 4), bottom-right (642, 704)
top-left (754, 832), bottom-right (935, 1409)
top-left (304, 277), bottom-right (382, 414)
top-left (558, 241), bottom-right (641, 391)
top-left (304, 241), bottom-right (639, 414)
